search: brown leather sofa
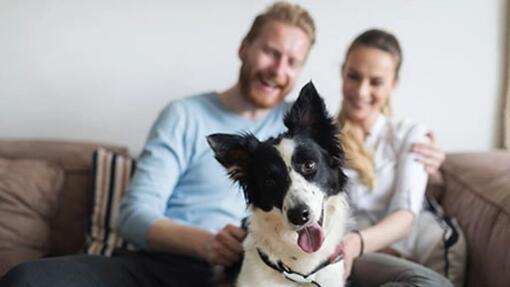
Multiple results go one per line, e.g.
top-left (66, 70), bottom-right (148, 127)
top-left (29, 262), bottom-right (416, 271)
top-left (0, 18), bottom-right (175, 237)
top-left (0, 140), bottom-right (509, 287)
top-left (0, 140), bottom-right (127, 275)
top-left (430, 151), bottom-right (510, 287)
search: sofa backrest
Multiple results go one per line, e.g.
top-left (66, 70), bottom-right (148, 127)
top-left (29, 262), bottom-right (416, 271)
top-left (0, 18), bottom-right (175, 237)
top-left (0, 140), bottom-right (128, 256)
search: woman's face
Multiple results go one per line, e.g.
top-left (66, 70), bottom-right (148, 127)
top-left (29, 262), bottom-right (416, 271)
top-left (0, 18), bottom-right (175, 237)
top-left (341, 46), bottom-right (398, 127)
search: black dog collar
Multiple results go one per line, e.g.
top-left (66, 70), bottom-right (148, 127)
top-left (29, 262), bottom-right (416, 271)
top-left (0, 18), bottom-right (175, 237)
top-left (256, 243), bottom-right (344, 287)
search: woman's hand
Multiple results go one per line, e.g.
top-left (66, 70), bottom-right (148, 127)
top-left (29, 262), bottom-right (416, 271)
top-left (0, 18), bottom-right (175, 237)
top-left (412, 132), bottom-right (446, 178)
top-left (342, 232), bottom-right (363, 279)
top-left (202, 224), bottom-right (246, 267)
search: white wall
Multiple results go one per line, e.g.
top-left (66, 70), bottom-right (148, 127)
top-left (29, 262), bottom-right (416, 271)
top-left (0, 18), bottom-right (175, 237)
top-left (0, 0), bottom-right (505, 155)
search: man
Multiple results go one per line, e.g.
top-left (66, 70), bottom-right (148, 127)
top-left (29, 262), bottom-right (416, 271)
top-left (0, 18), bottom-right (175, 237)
top-left (1, 2), bottom-right (315, 286)
top-left (117, 0), bottom-right (314, 283)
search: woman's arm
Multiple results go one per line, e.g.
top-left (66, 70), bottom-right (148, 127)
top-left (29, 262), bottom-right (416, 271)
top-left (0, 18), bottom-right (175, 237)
top-left (342, 121), bottom-right (430, 278)
top-left (343, 209), bottom-right (414, 277)
top-left (348, 209), bottom-right (414, 255)
top-left (412, 131), bottom-right (446, 182)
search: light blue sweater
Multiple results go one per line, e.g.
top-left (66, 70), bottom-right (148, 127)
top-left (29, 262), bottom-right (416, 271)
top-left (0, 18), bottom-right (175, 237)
top-left (119, 92), bottom-right (290, 248)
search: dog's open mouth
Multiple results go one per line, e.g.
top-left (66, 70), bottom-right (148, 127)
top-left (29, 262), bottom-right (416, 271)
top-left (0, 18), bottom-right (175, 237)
top-left (297, 206), bottom-right (324, 253)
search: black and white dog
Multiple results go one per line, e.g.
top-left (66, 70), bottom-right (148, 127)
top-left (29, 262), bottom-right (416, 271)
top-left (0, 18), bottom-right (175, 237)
top-left (207, 82), bottom-right (349, 287)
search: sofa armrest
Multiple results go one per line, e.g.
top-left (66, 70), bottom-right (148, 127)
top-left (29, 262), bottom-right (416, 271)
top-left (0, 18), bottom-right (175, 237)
top-left (439, 151), bottom-right (510, 287)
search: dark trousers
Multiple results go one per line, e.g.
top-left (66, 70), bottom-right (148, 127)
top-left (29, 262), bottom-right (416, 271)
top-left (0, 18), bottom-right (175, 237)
top-left (0, 249), bottom-right (215, 287)
top-left (349, 253), bottom-right (453, 287)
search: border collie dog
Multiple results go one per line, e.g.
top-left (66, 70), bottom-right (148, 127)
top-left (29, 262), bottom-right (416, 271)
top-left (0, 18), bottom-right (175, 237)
top-left (207, 82), bottom-right (349, 287)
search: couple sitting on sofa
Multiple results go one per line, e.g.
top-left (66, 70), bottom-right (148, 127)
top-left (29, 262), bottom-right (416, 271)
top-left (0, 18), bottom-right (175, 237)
top-left (1, 2), bottom-right (453, 287)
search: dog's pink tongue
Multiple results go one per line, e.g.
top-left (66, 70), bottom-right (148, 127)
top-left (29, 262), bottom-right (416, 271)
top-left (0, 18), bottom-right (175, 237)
top-left (297, 223), bottom-right (324, 253)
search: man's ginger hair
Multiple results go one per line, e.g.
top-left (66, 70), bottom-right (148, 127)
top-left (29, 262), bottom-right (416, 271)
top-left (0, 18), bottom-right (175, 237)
top-left (244, 1), bottom-right (316, 45)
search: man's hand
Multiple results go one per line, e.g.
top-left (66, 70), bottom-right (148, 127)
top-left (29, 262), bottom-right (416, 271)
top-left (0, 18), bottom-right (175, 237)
top-left (412, 132), bottom-right (446, 178)
top-left (342, 232), bottom-right (362, 279)
top-left (203, 224), bottom-right (246, 267)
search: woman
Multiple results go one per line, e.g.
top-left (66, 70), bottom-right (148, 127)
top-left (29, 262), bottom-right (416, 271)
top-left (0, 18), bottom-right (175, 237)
top-left (338, 29), bottom-right (452, 287)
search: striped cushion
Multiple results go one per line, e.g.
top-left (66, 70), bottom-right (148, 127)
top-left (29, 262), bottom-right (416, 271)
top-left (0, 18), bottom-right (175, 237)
top-left (84, 148), bottom-right (136, 256)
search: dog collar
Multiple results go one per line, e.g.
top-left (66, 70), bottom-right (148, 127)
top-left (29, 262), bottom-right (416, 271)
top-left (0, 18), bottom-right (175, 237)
top-left (256, 242), bottom-right (344, 287)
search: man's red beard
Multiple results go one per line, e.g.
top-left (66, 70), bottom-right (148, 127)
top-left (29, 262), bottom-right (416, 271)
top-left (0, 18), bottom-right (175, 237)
top-left (238, 62), bottom-right (292, 109)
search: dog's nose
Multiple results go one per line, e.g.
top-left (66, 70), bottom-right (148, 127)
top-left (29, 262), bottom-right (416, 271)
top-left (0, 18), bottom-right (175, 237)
top-left (287, 204), bottom-right (310, 226)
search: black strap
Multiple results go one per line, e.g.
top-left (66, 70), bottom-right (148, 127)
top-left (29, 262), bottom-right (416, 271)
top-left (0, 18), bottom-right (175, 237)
top-left (425, 195), bottom-right (460, 277)
top-left (257, 248), bottom-right (343, 286)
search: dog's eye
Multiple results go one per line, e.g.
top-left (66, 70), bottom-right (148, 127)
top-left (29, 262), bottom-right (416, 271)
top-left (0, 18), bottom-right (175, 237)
top-left (301, 161), bottom-right (317, 174)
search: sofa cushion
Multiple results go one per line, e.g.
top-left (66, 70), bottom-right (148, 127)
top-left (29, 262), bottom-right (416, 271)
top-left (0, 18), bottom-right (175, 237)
top-left (84, 148), bottom-right (135, 256)
top-left (0, 140), bottom-right (130, 256)
top-left (0, 158), bottom-right (64, 275)
top-left (412, 195), bottom-right (467, 287)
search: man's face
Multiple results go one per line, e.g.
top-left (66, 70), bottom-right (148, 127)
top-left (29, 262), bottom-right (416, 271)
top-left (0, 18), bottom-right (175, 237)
top-left (239, 20), bottom-right (311, 109)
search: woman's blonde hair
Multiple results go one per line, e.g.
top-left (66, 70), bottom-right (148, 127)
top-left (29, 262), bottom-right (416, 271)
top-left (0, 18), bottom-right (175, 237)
top-left (338, 29), bottom-right (402, 189)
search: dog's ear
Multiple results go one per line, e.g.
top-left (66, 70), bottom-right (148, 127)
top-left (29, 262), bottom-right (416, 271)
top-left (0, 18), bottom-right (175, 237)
top-left (284, 81), bottom-right (330, 133)
top-left (284, 81), bottom-right (344, 163)
top-left (206, 133), bottom-right (259, 182)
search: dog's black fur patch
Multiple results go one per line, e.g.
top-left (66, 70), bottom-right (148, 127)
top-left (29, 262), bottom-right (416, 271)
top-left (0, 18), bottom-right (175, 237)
top-left (207, 81), bottom-right (347, 212)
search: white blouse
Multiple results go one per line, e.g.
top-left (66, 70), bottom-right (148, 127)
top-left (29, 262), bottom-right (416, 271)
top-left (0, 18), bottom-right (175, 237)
top-left (344, 113), bottom-right (429, 234)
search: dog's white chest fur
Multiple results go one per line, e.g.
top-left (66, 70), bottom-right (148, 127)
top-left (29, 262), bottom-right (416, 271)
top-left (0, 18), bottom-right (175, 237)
top-left (236, 194), bottom-right (348, 287)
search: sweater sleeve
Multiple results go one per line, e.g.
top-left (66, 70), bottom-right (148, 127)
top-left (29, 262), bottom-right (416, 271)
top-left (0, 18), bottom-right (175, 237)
top-left (118, 101), bottom-right (191, 248)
